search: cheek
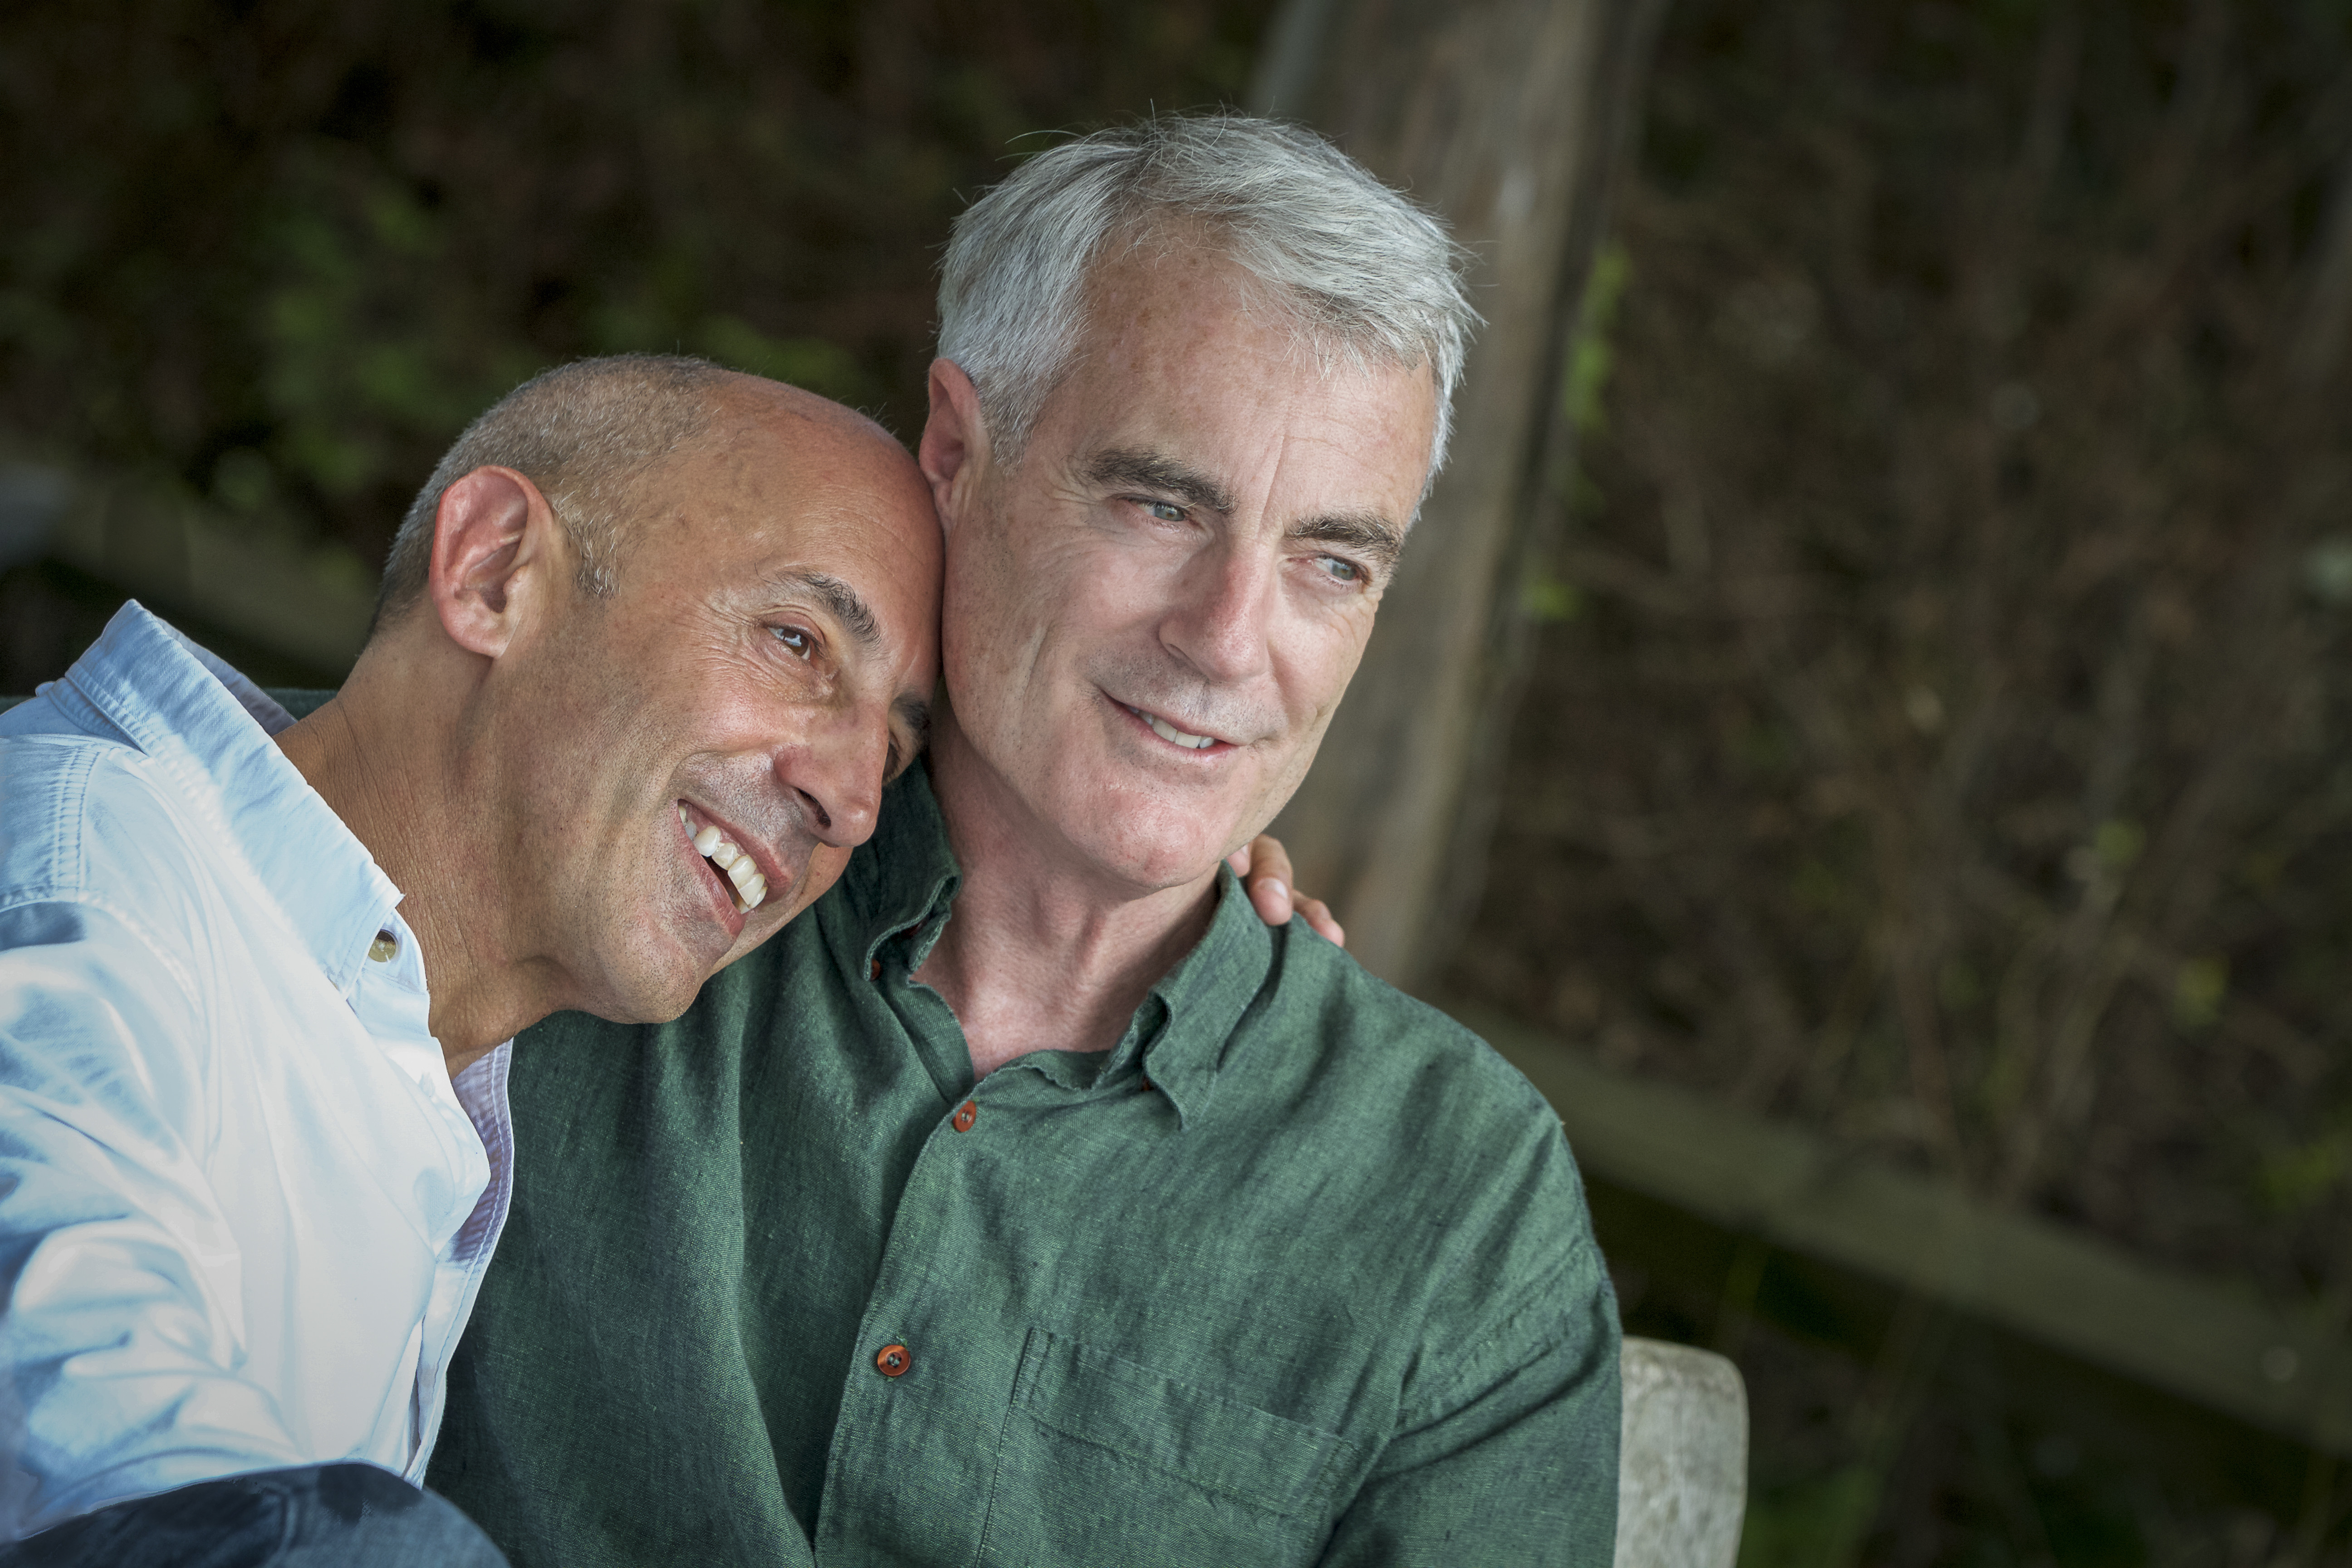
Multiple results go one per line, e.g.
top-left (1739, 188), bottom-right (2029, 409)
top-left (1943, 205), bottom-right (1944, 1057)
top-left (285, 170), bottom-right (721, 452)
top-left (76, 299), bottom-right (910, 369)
top-left (1277, 611), bottom-right (1377, 723)
top-left (943, 539), bottom-right (1079, 686)
top-left (794, 844), bottom-right (855, 912)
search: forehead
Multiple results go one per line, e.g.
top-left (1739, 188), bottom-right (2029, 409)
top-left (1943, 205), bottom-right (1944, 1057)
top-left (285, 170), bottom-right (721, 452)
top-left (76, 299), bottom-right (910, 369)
top-left (642, 412), bottom-right (939, 623)
top-left (663, 409), bottom-right (913, 542)
top-left (1050, 247), bottom-right (1439, 489)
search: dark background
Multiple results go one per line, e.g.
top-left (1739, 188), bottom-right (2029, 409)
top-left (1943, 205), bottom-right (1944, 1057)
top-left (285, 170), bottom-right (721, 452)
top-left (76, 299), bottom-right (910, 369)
top-left (7, 1), bottom-right (2352, 1563)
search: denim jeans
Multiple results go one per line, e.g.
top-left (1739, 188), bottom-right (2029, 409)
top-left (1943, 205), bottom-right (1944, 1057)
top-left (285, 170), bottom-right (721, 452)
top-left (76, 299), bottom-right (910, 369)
top-left (4, 1463), bottom-right (509, 1567)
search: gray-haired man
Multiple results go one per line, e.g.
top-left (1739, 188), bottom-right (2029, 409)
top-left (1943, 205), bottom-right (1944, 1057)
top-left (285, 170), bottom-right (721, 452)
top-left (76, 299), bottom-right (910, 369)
top-left (429, 116), bottom-right (1622, 1566)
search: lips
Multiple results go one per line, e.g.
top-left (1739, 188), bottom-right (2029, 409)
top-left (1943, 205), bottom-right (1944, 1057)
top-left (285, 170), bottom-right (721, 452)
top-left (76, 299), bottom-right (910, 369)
top-left (1117, 700), bottom-right (1223, 751)
top-left (676, 802), bottom-right (770, 913)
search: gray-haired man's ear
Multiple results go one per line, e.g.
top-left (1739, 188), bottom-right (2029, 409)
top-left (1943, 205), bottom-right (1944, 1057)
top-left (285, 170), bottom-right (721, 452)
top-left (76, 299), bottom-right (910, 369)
top-left (916, 358), bottom-right (991, 534)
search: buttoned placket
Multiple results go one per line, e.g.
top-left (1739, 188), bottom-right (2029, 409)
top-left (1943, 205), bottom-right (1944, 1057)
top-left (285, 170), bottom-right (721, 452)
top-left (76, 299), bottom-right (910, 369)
top-left (810, 812), bottom-right (1268, 1561)
top-left (348, 910), bottom-right (514, 1479)
top-left (818, 907), bottom-right (1181, 1558)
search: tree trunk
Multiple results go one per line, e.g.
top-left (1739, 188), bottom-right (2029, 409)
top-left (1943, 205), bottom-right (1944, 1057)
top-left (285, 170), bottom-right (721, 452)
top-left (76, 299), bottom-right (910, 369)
top-left (1253, 0), bottom-right (1667, 992)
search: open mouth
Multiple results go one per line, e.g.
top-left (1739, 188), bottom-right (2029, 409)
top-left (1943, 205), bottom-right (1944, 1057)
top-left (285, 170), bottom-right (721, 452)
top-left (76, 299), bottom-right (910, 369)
top-left (677, 803), bottom-right (768, 913)
top-left (1118, 701), bottom-right (1223, 752)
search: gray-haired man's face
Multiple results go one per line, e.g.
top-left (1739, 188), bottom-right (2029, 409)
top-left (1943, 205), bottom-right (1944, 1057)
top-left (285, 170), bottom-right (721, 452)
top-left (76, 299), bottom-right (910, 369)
top-left (935, 245), bottom-right (1438, 895)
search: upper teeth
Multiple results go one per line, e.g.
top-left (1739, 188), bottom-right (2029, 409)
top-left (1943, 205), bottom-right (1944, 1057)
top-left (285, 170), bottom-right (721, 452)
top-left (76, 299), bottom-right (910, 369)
top-left (1132, 706), bottom-right (1217, 750)
top-left (679, 804), bottom-right (767, 911)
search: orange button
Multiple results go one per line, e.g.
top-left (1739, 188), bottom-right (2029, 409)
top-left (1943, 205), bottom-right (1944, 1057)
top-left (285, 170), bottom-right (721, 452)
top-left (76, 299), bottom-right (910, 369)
top-left (951, 1101), bottom-right (978, 1132)
top-left (875, 1343), bottom-right (911, 1377)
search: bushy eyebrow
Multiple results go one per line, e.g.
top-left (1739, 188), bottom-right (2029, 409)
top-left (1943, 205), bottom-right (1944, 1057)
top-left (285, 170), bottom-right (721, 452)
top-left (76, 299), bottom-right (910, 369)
top-left (1082, 448), bottom-right (1235, 516)
top-left (1292, 513), bottom-right (1405, 574)
top-left (760, 570), bottom-right (880, 651)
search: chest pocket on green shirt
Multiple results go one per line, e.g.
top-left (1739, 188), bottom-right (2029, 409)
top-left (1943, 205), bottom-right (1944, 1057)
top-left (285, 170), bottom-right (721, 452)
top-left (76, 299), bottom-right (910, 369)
top-left (976, 1327), bottom-right (1361, 1564)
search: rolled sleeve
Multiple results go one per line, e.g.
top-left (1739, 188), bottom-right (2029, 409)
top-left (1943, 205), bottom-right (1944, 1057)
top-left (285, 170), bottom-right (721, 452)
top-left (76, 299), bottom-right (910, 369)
top-left (1322, 1253), bottom-right (1621, 1565)
top-left (1318, 1098), bottom-right (1623, 1568)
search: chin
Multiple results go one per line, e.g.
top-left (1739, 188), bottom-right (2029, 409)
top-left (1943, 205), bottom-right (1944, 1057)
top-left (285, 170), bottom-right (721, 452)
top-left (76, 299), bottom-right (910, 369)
top-left (1033, 755), bottom-right (1250, 891)
top-left (1073, 814), bottom-right (1230, 894)
top-left (584, 931), bottom-right (715, 1026)
top-left (581, 978), bottom-right (694, 1027)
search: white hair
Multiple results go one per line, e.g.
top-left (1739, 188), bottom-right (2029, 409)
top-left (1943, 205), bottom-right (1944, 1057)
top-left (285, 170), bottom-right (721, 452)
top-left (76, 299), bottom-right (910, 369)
top-left (937, 114), bottom-right (1479, 479)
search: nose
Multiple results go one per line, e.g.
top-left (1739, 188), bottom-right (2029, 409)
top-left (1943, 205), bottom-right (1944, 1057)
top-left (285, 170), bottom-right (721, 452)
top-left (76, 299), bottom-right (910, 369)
top-left (1161, 541), bottom-right (1278, 686)
top-left (773, 700), bottom-right (888, 850)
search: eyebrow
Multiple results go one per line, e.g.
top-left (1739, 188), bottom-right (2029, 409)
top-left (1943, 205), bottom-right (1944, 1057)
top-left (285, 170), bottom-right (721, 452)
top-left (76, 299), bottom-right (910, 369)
top-left (1292, 512), bottom-right (1406, 575)
top-left (1082, 448), bottom-right (1235, 517)
top-left (761, 570), bottom-right (881, 651)
top-left (1083, 445), bottom-right (1406, 576)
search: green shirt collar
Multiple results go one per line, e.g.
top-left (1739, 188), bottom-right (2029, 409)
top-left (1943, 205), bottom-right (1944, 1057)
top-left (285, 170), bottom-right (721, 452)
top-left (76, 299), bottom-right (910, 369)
top-left (835, 761), bottom-right (1276, 1128)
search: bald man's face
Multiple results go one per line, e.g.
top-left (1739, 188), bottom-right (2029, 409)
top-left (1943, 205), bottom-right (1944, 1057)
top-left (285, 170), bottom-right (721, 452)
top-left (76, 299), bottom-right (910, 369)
top-left (490, 393), bottom-right (941, 1022)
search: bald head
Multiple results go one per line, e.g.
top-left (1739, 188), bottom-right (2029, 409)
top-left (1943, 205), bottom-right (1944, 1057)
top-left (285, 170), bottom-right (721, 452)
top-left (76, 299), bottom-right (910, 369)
top-left (314, 351), bottom-right (942, 1047)
top-left (374, 354), bottom-right (895, 630)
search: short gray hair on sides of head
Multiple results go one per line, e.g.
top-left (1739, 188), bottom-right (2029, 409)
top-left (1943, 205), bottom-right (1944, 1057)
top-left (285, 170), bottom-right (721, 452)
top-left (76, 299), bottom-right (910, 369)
top-left (373, 353), bottom-right (740, 629)
top-left (936, 113), bottom-right (1480, 483)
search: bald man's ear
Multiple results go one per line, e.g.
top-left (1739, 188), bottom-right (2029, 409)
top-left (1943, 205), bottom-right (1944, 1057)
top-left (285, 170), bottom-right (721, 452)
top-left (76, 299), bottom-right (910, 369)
top-left (918, 358), bottom-right (992, 532)
top-left (427, 466), bottom-right (564, 660)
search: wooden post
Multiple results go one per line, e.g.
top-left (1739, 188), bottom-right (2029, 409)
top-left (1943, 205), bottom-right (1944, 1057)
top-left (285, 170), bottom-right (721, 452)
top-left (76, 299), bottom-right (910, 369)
top-left (1252, 0), bottom-right (1666, 990)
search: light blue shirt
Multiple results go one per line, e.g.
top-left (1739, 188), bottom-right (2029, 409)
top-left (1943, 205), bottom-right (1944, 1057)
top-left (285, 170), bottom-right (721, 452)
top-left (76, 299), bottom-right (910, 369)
top-left (0, 603), bottom-right (514, 1537)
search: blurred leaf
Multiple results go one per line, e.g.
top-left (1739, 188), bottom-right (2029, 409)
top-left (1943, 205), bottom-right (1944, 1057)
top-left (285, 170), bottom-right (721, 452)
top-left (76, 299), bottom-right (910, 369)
top-left (1737, 1465), bottom-right (1879, 1568)
top-left (2171, 956), bottom-right (2227, 1031)
top-left (2092, 819), bottom-right (2143, 872)
top-left (2259, 1126), bottom-right (2352, 1215)
top-left (1561, 241), bottom-right (1630, 434)
top-left (1522, 573), bottom-right (1583, 624)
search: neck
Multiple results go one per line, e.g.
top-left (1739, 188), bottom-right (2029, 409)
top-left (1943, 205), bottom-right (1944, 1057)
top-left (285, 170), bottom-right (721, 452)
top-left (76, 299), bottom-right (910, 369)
top-left (275, 639), bottom-right (555, 1078)
top-left (915, 714), bottom-right (1220, 1079)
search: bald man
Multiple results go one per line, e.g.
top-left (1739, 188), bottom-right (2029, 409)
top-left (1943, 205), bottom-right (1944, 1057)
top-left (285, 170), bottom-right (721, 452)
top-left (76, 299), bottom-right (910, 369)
top-left (0, 357), bottom-right (942, 1565)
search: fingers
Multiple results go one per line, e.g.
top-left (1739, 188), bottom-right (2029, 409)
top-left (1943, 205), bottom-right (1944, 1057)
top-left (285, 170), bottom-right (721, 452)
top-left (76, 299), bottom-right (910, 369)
top-left (1232, 833), bottom-right (1343, 946)
top-left (1294, 893), bottom-right (1345, 948)
top-left (1248, 874), bottom-right (1295, 928)
top-left (1240, 834), bottom-right (1296, 929)
top-left (1240, 833), bottom-right (1295, 891)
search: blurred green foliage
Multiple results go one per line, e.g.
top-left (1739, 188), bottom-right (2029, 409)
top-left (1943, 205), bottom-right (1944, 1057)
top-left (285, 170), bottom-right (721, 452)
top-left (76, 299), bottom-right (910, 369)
top-left (0, 0), bottom-right (1267, 573)
top-left (1464, 0), bottom-right (2352, 1557)
top-left (1563, 239), bottom-right (1630, 436)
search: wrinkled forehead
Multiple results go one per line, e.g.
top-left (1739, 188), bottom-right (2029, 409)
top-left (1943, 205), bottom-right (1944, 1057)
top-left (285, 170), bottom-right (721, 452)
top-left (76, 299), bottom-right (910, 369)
top-left (672, 394), bottom-right (927, 529)
top-left (630, 418), bottom-right (938, 630)
top-left (1084, 225), bottom-right (1435, 387)
top-left (1063, 245), bottom-right (1440, 482)
top-left (1044, 275), bottom-right (1432, 505)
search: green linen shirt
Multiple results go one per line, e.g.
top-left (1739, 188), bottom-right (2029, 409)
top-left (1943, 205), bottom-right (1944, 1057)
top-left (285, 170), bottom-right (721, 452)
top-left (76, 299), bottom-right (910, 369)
top-left (428, 763), bottom-right (1620, 1565)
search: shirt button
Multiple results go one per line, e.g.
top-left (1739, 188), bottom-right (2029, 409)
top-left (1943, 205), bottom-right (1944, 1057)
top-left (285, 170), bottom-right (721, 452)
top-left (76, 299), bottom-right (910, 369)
top-left (875, 1343), bottom-right (911, 1378)
top-left (870, 957), bottom-right (882, 981)
top-left (951, 1101), bottom-right (978, 1132)
top-left (368, 930), bottom-right (398, 963)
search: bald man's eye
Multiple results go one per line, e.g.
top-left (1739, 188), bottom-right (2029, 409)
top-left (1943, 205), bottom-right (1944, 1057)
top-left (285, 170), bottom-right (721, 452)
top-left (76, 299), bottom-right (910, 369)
top-left (769, 625), bottom-right (815, 659)
top-left (1318, 555), bottom-right (1363, 584)
top-left (1145, 500), bottom-right (1186, 523)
